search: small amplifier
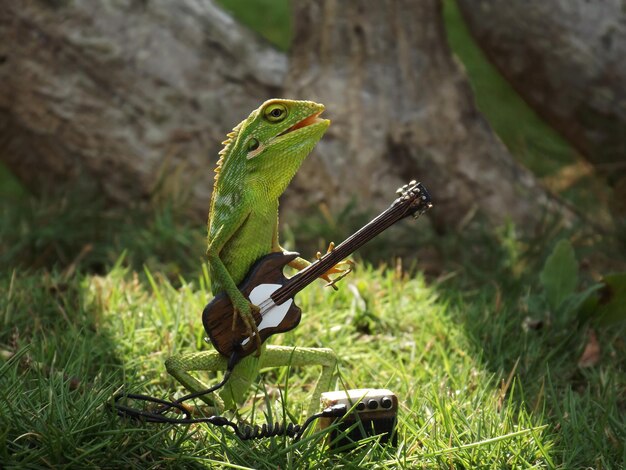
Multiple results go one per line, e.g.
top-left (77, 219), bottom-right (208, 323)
top-left (319, 389), bottom-right (398, 450)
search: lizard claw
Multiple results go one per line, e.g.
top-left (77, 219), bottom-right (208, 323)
top-left (323, 264), bottom-right (353, 290)
top-left (315, 241), bottom-right (336, 261)
top-left (316, 242), bottom-right (355, 290)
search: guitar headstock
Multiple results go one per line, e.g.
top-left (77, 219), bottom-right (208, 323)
top-left (394, 180), bottom-right (433, 218)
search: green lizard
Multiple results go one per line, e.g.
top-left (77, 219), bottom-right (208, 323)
top-left (165, 99), bottom-right (351, 416)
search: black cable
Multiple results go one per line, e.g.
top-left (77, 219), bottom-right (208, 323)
top-left (113, 347), bottom-right (348, 440)
top-left (232, 404), bottom-right (347, 441)
top-left (113, 350), bottom-right (239, 423)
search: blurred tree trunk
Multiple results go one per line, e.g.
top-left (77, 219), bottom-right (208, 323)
top-left (456, 0), bottom-right (626, 219)
top-left (0, 0), bottom-right (573, 232)
top-left (284, 0), bottom-right (570, 231)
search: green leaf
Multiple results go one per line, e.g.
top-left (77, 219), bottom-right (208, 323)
top-left (539, 239), bottom-right (578, 311)
top-left (578, 272), bottom-right (626, 326)
top-left (562, 283), bottom-right (602, 316)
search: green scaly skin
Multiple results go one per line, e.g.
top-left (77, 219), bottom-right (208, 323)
top-left (166, 99), bottom-right (349, 416)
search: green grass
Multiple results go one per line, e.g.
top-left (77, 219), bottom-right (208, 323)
top-left (0, 163), bottom-right (25, 199)
top-left (1, 192), bottom-right (625, 467)
top-left (0, 186), bottom-right (205, 279)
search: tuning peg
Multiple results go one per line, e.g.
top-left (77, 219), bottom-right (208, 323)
top-left (409, 179), bottom-right (416, 185)
top-left (396, 187), bottom-right (403, 194)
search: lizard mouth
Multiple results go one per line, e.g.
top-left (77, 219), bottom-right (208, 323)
top-left (277, 111), bottom-right (326, 137)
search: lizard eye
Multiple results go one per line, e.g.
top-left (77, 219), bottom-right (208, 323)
top-left (247, 138), bottom-right (260, 152)
top-left (263, 103), bottom-right (288, 123)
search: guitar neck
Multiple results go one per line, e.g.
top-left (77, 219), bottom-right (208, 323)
top-left (271, 192), bottom-right (428, 305)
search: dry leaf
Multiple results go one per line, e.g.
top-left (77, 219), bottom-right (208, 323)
top-left (542, 159), bottom-right (594, 192)
top-left (578, 329), bottom-right (601, 368)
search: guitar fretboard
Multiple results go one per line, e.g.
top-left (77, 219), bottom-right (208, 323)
top-left (271, 186), bottom-right (430, 305)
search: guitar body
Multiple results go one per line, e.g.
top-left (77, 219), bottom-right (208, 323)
top-left (202, 251), bottom-right (303, 357)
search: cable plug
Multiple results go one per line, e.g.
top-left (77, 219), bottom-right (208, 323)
top-left (321, 404), bottom-right (348, 418)
top-left (206, 416), bottom-right (232, 427)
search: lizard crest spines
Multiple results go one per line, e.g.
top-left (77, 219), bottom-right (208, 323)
top-left (213, 122), bottom-right (243, 181)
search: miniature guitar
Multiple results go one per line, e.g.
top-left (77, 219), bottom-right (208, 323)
top-left (203, 181), bottom-right (433, 358)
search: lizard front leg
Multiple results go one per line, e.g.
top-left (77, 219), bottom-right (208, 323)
top-left (286, 242), bottom-right (354, 290)
top-left (207, 249), bottom-right (262, 352)
top-left (207, 221), bottom-right (263, 353)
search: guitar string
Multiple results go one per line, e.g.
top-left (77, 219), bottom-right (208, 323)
top-left (273, 199), bottom-right (413, 304)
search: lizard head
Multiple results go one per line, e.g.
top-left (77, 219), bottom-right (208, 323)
top-left (230, 99), bottom-right (330, 197)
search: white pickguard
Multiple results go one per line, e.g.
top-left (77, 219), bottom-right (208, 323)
top-left (240, 283), bottom-right (293, 347)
